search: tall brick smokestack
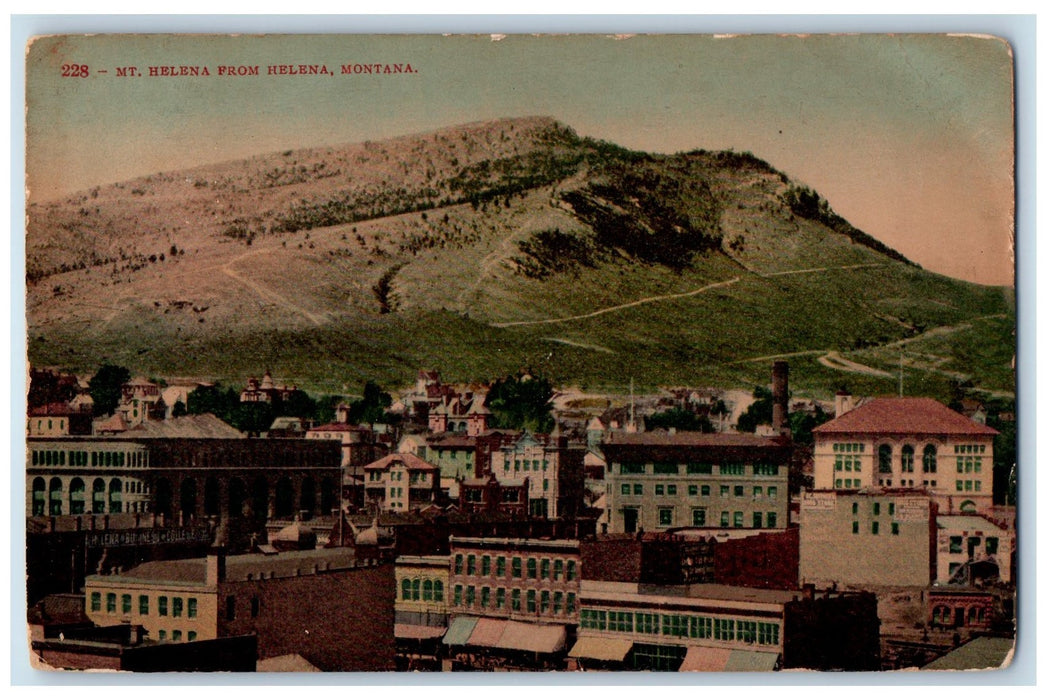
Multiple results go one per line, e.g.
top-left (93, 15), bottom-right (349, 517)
top-left (772, 361), bottom-right (791, 437)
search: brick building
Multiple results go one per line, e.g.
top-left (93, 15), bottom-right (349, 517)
top-left (83, 547), bottom-right (395, 671)
top-left (362, 452), bottom-right (441, 513)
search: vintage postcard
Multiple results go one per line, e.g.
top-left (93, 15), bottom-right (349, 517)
top-left (23, 32), bottom-right (1017, 675)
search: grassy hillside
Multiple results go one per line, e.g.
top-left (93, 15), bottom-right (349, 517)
top-left (26, 117), bottom-right (1014, 402)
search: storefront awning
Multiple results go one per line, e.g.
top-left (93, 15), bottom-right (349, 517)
top-left (568, 637), bottom-right (633, 662)
top-left (724, 650), bottom-right (779, 672)
top-left (496, 621), bottom-right (566, 654)
top-left (442, 616), bottom-right (478, 646)
top-left (468, 617), bottom-right (507, 647)
top-left (678, 646), bottom-right (732, 672)
top-left (395, 624), bottom-right (446, 640)
top-left (678, 646), bottom-right (780, 672)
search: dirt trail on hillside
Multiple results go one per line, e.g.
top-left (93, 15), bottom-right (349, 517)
top-left (221, 247), bottom-right (329, 326)
top-left (490, 262), bottom-right (885, 329)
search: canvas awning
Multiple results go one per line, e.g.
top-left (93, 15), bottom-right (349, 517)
top-left (678, 646), bottom-right (780, 672)
top-left (442, 616), bottom-right (478, 646)
top-left (395, 624), bottom-right (446, 640)
top-left (495, 621), bottom-right (566, 654)
top-left (467, 617), bottom-right (507, 647)
top-left (568, 636), bottom-right (633, 662)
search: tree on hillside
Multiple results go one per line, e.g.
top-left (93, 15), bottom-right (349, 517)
top-left (186, 384), bottom-right (239, 422)
top-left (646, 407), bottom-right (713, 433)
top-left (88, 364), bottom-right (131, 416)
top-left (486, 372), bottom-right (555, 434)
top-left (348, 381), bottom-right (392, 425)
top-left (789, 406), bottom-right (831, 446)
top-left (276, 389), bottom-right (318, 421)
top-left (736, 386), bottom-right (773, 433)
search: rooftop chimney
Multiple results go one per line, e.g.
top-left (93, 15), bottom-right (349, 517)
top-left (835, 391), bottom-right (853, 418)
top-left (772, 361), bottom-right (790, 437)
top-left (206, 546), bottom-right (226, 586)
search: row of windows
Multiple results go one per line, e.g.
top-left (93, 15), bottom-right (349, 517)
top-left (835, 478), bottom-right (862, 488)
top-left (30, 449), bottom-right (146, 468)
top-left (877, 445), bottom-right (939, 474)
top-left (502, 459), bottom-right (549, 472)
top-left (956, 480), bottom-right (983, 492)
top-left (948, 536), bottom-right (1000, 554)
top-left (580, 609), bottom-right (780, 646)
top-left (400, 577), bottom-right (445, 602)
top-left (90, 592), bottom-right (198, 618)
top-left (453, 585), bottom-right (577, 615)
top-left (156, 630), bottom-right (197, 642)
top-left (832, 443), bottom-right (865, 453)
top-left (621, 483), bottom-right (779, 499)
top-left (616, 462), bottom-right (779, 477)
top-left (453, 554), bottom-right (577, 581)
top-left (851, 521), bottom-right (901, 535)
top-left (956, 457), bottom-right (983, 474)
top-left (954, 444), bottom-right (987, 454)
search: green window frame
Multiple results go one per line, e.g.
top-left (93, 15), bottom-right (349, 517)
top-left (511, 557), bottom-right (522, 578)
top-left (139, 595), bottom-right (149, 615)
top-left (158, 596), bottom-right (168, 616)
top-left (566, 560), bottom-right (577, 581)
top-left (527, 558), bottom-right (537, 579)
top-left (122, 594), bottom-right (132, 614)
top-left (172, 597), bottom-right (183, 617)
top-left (90, 592), bottom-right (101, 612)
top-left (496, 556), bottom-right (506, 577)
top-left (106, 593), bottom-right (117, 613)
top-left (527, 589), bottom-right (536, 613)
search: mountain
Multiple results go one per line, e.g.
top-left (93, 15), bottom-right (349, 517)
top-left (26, 116), bottom-right (1015, 400)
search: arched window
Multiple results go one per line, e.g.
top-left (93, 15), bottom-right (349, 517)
top-left (423, 579), bottom-right (433, 601)
top-left (93, 478), bottom-right (106, 513)
top-left (922, 445), bottom-right (937, 473)
top-left (109, 478), bottom-right (123, 514)
top-left (49, 477), bottom-right (63, 515)
top-left (960, 500), bottom-right (977, 513)
top-left (412, 578), bottom-right (421, 601)
top-left (32, 477), bottom-right (46, 516)
top-left (401, 578), bottom-right (411, 600)
top-left (901, 445), bottom-right (915, 472)
top-left (69, 478), bottom-right (86, 515)
top-left (433, 580), bottom-right (444, 602)
top-left (878, 445), bottom-right (893, 474)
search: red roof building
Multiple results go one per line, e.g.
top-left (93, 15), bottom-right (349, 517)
top-left (811, 397), bottom-right (998, 515)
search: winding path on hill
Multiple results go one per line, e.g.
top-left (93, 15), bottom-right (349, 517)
top-left (220, 246), bottom-right (329, 326)
top-left (489, 262), bottom-right (886, 328)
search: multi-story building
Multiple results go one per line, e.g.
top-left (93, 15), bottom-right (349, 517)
top-left (570, 581), bottom-right (880, 672)
top-left (799, 488), bottom-right (938, 587)
top-left (27, 434), bottom-right (342, 540)
top-left (811, 396), bottom-right (998, 514)
top-left (394, 554), bottom-right (450, 670)
top-left (118, 377), bottom-right (165, 426)
top-left (28, 401), bottom-right (93, 437)
top-left (601, 432), bottom-right (791, 534)
top-left (494, 430), bottom-right (586, 519)
top-left (458, 474), bottom-right (529, 517)
top-left (936, 514), bottom-right (1013, 585)
top-left (362, 452), bottom-right (441, 513)
top-left (440, 536), bottom-right (580, 670)
top-left (83, 547), bottom-right (395, 671)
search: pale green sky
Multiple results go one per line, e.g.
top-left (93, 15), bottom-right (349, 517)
top-left (25, 33), bottom-right (1014, 286)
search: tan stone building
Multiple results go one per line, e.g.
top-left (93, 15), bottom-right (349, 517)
top-left (601, 432), bottom-right (791, 534)
top-left (812, 397), bottom-right (998, 515)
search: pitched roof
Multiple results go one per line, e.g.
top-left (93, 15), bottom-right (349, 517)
top-left (125, 413), bottom-right (244, 439)
top-left (813, 397), bottom-right (998, 436)
top-left (362, 452), bottom-right (439, 472)
top-left (308, 422), bottom-right (367, 433)
top-left (922, 636), bottom-right (1014, 671)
